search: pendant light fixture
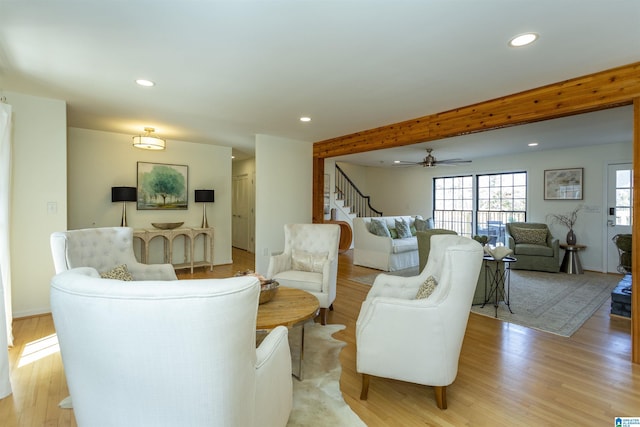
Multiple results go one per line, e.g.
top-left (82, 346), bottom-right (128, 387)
top-left (132, 127), bottom-right (166, 150)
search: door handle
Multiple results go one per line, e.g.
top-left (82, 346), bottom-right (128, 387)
top-left (607, 220), bottom-right (615, 227)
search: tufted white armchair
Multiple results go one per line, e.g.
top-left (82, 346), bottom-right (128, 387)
top-left (50, 227), bottom-right (177, 280)
top-left (267, 223), bottom-right (340, 325)
top-left (356, 235), bottom-right (483, 409)
top-left (51, 268), bottom-right (293, 427)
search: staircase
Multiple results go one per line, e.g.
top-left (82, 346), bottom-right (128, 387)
top-left (334, 164), bottom-right (382, 219)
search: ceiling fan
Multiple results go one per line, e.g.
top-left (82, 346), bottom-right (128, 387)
top-left (395, 148), bottom-right (472, 167)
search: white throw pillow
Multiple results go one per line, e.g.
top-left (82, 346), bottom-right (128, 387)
top-left (291, 250), bottom-right (328, 273)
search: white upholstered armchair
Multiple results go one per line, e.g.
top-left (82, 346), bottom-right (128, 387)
top-left (51, 268), bottom-right (293, 427)
top-left (267, 223), bottom-right (340, 325)
top-left (356, 235), bottom-right (483, 409)
top-left (50, 226), bottom-right (177, 280)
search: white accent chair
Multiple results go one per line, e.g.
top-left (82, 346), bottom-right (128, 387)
top-left (51, 268), bottom-right (293, 427)
top-left (50, 226), bottom-right (177, 280)
top-left (267, 223), bottom-right (340, 325)
top-left (356, 235), bottom-right (483, 409)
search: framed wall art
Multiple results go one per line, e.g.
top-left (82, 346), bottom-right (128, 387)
top-left (137, 162), bottom-right (188, 210)
top-left (544, 168), bottom-right (583, 200)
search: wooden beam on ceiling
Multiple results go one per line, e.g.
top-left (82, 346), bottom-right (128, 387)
top-left (313, 61), bottom-right (640, 159)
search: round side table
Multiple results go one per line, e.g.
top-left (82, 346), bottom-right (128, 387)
top-left (559, 243), bottom-right (587, 274)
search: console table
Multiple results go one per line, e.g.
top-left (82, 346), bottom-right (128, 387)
top-left (134, 227), bottom-right (214, 273)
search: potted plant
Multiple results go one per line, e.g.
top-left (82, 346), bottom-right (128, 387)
top-left (547, 205), bottom-right (582, 245)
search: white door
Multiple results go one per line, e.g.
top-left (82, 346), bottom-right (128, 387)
top-left (606, 163), bottom-right (633, 273)
top-left (232, 174), bottom-right (249, 250)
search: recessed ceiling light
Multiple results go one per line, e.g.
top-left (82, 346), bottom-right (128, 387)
top-left (509, 33), bottom-right (539, 47)
top-left (528, 142), bottom-right (539, 147)
top-left (135, 79), bottom-right (155, 87)
top-left (393, 160), bottom-right (401, 164)
top-left (300, 117), bottom-right (311, 122)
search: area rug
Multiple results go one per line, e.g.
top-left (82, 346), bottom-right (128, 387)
top-left (350, 267), bottom-right (620, 338)
top-left (471, 270), bottom-right (621, 337)
top-left (287, 323), bottom-right (366, 427)
top-left (351, 266), bottom-right (419, 286)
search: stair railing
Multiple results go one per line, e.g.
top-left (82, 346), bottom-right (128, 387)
top-left (334, 164), bottom-right (383, 217)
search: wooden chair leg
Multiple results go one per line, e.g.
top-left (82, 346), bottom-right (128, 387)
top-left (319, 308), bottom-right (327, 325)
top-left (434, 386), bottom-right (447, 409)
top-left (360, 374), bottom-right (370, 400)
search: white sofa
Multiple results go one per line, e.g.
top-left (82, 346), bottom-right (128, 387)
top-left (353, 216), bottom-right (423, 271)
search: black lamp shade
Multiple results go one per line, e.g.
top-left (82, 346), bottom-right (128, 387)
top-left (194, 189), bottom-right (215, 203)
top-left (112, 186), bottom-right (137, 202)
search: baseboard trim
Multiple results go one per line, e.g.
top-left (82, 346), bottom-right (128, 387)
top-left (13, 310), bottom-right (52, 321)
top-left (610, 313), bottom-right (631, 321)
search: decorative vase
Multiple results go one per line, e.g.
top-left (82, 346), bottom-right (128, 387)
top-left (566, 229), bottom-right (577, 245)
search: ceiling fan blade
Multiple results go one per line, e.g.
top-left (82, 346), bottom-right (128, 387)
top-left (395, 148), bottom-right (471, 167)
top-left (437, 159), bottom-right (472, 164)
top-left (395, 161), bottom-right (423, 165)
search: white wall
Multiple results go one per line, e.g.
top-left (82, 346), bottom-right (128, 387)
top-left (255, 134), bottom-right (312, 273)
top-left (7, 92), bottom-right (67, 317)
top-left (336, 141), bottom-right (632, 272)
top-left (68, 127), bottom-right (233, 266)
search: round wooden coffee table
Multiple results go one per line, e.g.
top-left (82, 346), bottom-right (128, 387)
top-left (256, 286), bottom-right (319, 330)
top-left (256, 286), bottom-right (319, 380)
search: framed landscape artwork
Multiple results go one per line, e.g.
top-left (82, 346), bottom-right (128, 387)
top-left (137, 162), bottom-right (188, 210)
top-left (544, 168), bottom-right (583, 200)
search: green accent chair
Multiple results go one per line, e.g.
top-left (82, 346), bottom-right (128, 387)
top-left (417, 229), bottom-right (458, 272)
top-left (417, 230), bottom-right (487, 305)
top-left (505, 222), bottom-right (560, 273)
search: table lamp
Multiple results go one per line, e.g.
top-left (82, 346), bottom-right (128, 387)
top-left (111, 186), bottom-right (137, 227)
top-left (194, 189), bottom-right (215, 228)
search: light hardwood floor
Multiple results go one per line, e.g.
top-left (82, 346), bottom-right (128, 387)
top-left (1, 248), bottom-right (638, 426)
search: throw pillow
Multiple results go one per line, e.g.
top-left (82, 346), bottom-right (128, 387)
top-left (510, 226), bottom-right (548, 246)
top-left (415, 275), bottom-right (438, 299)
top-left (414, 217), bottom-right (433, 232)
top-left (369, 218), bottom-right (391, 237)
top-left (99, 264), bottom-right (133, 281)
top-left (395, 218), bottom-right (412, 239)
top-left (291, 250), bottom-right (328, 273)
top-left (389, 228), bottom-right (398, 239)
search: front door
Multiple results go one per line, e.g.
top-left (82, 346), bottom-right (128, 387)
top-left (606, 163), bottom-right (633, 273)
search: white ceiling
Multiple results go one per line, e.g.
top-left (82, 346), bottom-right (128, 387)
top-left (1, 1), bottom-right (639, 163)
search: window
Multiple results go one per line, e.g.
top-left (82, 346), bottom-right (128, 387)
top-left (476, 172), bottom-right (527, 245)
top-left (614, 169), bottom-right (633, 226)
top-left (433, 172), bottom-right (527, 243)
top-left (433, 175), bottom-right (473, 237)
